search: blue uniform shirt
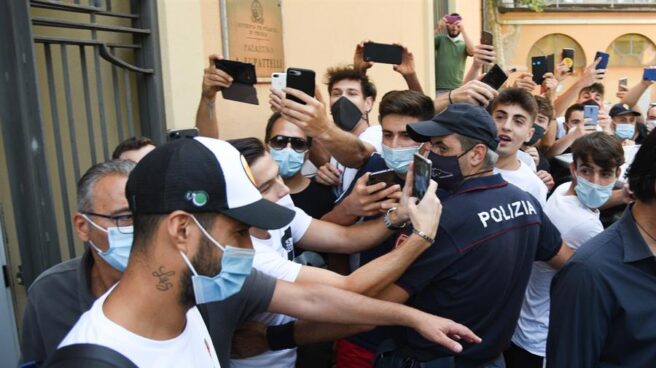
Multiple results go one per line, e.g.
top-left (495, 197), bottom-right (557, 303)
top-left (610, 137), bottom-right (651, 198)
top-left (395, 174), bottom-right (562, 362)
top-left (546, 205), bottom-right (656, 368)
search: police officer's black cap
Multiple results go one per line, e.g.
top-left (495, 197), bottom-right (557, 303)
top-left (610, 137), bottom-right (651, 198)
top-left (407, 103), bottom-right (499, 150)
top-left (609, 103), bottom-right (641, 118)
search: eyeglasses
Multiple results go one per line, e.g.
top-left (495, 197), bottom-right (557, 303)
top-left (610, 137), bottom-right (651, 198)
top-left (269, 135), bottom-right (310, 153)
top-left (81, 211), bottom-right (133, 229)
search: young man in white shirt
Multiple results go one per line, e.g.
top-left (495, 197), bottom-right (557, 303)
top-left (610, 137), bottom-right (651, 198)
top-left (490, 88), bottom-right (549, 206)
top-left (58, 138), bottom-right (297, 367)
top-left (506, 132), bottom-right (625, 368)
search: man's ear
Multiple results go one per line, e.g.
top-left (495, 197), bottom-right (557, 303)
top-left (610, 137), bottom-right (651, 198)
top-left (166, 211), bottom-right (194, 253)
top-left (73, 213), bottom-right (90, 242)
top-left (364, 96), bottom-right (374, 114)
top-left (469, 144), bottom-right (487, 167)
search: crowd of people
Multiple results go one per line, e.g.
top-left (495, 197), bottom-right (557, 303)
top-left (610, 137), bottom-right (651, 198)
top-left (18, 12), bottom-right (656, 368)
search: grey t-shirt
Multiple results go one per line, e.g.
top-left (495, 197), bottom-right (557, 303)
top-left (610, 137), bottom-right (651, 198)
top-left (20, 248), bottom-right (276, 368)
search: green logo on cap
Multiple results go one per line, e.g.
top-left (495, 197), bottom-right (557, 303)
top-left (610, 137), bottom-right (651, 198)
top-left (186, 191), bottom-right (209, 207)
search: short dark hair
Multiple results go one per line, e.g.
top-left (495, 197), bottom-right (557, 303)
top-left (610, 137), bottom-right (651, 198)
top-left (578, 83), bottom-right (605, 99)
top-left (571, 132), bottom-right (624, 172)
top-left (534, 95), bottom-right (554, 122)
top-left (627, 129), bottom-right (656, 202)
top-left (263, 112), bottom-right (312, 146)
top-left (77, 160), bottom-right (136, 212)
top-left (325, 66), bottom-right (377, 101)
top-left (112, 136), bottom-right (154, 160)
top-left (565, 103), bottom-right (585, 122)
top-left (490, 88), bottom-right (538, 122)
top-left (378, 90), bottom-right (434, 123)
top-left (228, 137), bottom-right (266, 166)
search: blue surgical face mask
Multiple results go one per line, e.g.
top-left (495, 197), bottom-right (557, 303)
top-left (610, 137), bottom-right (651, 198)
top-left (575, 175), bottom-right (615, 209)
top-left (615, 123), bottom-right (635, 140)
top-left (83, 215), bottom-right (133, 272)
top-left (382, 144), bottom-right (419, 174)
top-left (269, 147), bottom-right (305, 178)
top-left (180, 216), bottom-right (254, 304)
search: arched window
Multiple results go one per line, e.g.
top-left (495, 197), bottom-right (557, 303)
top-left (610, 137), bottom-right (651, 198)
top-left (527, 33), bottom-right (586, 69)
top-left (606, 33), bottom-right (656, 67)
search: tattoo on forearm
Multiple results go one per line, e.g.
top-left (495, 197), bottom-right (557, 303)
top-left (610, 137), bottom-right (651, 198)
top-left (152, 266), bottom-right (175, 291)
top-left (207, 100), bottom-right (215, 120)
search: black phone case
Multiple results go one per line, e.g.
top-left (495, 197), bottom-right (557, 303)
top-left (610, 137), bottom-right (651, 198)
top-left (286, 68), bottom-right (315, 105)
top-left (562, 48), bottom-right (574, 73)
top-left (363, 42), bottom-right (403, 65)
top-left (480, 64), bottom-right (508, 90)
top-left (532, 56), bottom-right (548, 85)
top-left (214, 59), bottom-right (257, 85)
top-left (167, 128), bottom-right (199, 142)
top-left (368, 169), bottom-right (397, 186)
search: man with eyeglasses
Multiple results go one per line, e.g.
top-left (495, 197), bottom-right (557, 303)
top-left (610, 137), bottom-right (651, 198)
top-left (21, 159), bottom-right (137, 364)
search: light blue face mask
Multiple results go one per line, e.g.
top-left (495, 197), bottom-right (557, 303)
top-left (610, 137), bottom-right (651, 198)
top-left (382, 144), bottom-right (419, 174)
top-left (83, 215), bottom-right (133, 272)
top-left (575, 175), bottom-right (615, 209)
top-left (180, 216), bottom-right (254, 304)
top-left (269, 148), bottom-right (305, 178)
top-left (615, 123), bottom-right (635, 140)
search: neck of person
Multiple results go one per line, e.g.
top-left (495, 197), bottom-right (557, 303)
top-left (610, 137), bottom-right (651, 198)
top-left (284, 171), bottom-right (310, 194)
top-left (632, 200), bottom-right (656, 255)
top-left (495, 152), bottom-right (520, 171)
top-left (102, 249), bottom-right (190, 341)
top-left (351, 118), bottom-right (369, 137)
top-left (89, 254), bottom-right (123, 298)
top-left (565, 181), bottom-right (577, 197)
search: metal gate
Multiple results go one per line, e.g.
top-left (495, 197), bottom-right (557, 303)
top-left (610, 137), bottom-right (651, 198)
top-left (0, 0), bottom-right (166, 299)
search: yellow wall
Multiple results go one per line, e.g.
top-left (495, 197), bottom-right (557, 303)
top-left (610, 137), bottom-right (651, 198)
top-left (159, 0), bottom-right (435, 139)
top-left (497, 10), bottom-right (656, 105)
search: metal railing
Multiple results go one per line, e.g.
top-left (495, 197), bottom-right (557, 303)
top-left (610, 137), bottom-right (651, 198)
top-left (498, 0), bottom-right (656, 9)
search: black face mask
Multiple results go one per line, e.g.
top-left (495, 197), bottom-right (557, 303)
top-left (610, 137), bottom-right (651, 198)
top-left (331, 96), bottom-right (363, 132)
top-left (525, 124), bottom-right (546, 146)
top-left (426, 150), bottom-right (467, 193)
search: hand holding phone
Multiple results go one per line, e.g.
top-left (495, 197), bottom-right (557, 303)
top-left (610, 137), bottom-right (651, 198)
top-left (413, 154), bottom-right (432, 200)
top-left (214, 59), bottom-right (256, 85)
top-left (286, 68), bottom-right (315, 105)
top-left (363, 42), bottom-right (403, 65)
top-left (480, 64), bottom-right (508, 90)
top-left (368, 169), bottom-right (397, 187)
top-left (594, 51), bottom-right (610, 70)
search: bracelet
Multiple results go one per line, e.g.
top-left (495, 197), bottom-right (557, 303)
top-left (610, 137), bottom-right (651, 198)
top-left (384, 207), bottom-right (407, 230)
top-left (412, 228), bottom-right (435, 244)
top-left (448, 90), bottom-right (453, 105)
top-left (266, 321), bottom-right (297, 350)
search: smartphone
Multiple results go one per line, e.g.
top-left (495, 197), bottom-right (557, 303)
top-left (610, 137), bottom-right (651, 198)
top-left (619, 77), bottom-right (628, 90)
top-left (584, 105), bottom-right (599, 126)
top-left (480, 64), bottom-right (508, 90)
top-left (481, 31), bottom-right (493, 46)
top-left (595, 51), bottom-right (610, 70)
top-left (643, 68), bottom-right (656, 81)
top-left (363, 42), bottom-right (403, 65)
top-left (367, 168), bottom-right (397, 187)
top-left (445, 15), bottom-right (462, 24)
top-left (412, 154), bottom-right (432, 200)
top-left (531, 56), bottom-right (547, 85)
top-left (214, 59), bottom-right (256, 85)
top-left (561, 48), bottom-right (574, 73)
top-left (286, 68), bottom-right (315, 105)
top-left (167, 128), bottom-right (199, 142)
top-left (271, 72), bottom-right (286, 91)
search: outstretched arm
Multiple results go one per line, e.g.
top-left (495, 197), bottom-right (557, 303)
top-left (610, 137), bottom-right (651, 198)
top-left (195, 54), bottom-right (233, 138)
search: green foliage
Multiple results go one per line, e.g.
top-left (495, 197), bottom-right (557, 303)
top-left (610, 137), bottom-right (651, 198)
top-left (516, 0), bottom-right (546, 12)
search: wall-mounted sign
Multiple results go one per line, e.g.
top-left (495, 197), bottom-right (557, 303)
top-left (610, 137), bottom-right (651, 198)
top-left (221, 0), bottom-right (284, 81)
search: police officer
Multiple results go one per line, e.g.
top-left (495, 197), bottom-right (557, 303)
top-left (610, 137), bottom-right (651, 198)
top-left (371, 103), bottom-right (573, 368)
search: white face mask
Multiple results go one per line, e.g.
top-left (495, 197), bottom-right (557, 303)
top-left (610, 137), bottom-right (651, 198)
top-left (646, 119), bottom-right (656, 133)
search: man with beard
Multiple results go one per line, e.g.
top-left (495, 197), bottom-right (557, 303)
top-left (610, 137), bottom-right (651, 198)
top-left (433, 13), bottom-right (475, 95)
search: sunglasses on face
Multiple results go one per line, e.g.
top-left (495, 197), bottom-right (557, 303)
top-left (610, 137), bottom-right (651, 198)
top-left (269, 135), bottom-right (310, 153)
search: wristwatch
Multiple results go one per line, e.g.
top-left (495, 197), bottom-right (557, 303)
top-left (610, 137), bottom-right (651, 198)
top-left (384, 207), bottom-right (407, 230)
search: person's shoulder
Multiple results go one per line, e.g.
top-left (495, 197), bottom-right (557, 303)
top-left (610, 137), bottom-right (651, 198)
top-left (567, 227), bottom-right (622, 268)
top-left (28, 256), bottom-right (83, 295)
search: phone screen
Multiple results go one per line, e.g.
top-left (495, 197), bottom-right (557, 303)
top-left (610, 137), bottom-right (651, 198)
top-left (368, 169), bottom-right (397, 187)
top-left (363, 42), bottom-right (403, 65)
top-left (413, 154), bottom-right (431, 200)
top-left (584, 105), bottom-right (599, 126)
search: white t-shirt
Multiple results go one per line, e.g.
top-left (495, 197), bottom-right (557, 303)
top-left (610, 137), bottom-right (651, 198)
top-left (330, 124), bottom-right (383, 197)
top-left (495, 159), bottom-right (548, 207)
top-left (232, 195), bottom-right (312, 368)
top-left (59, 286), bottom-right (219, 367)
top-left (512, 182), bottom-right (604, 356)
